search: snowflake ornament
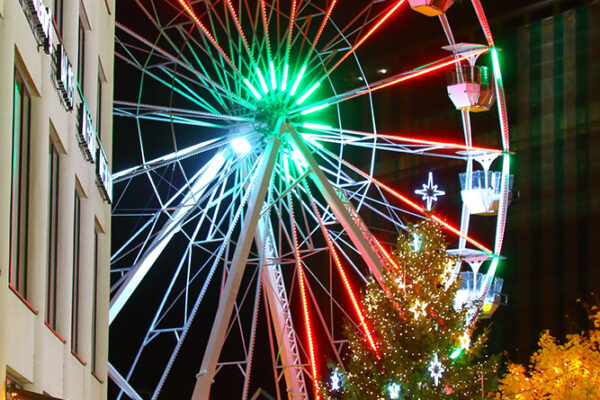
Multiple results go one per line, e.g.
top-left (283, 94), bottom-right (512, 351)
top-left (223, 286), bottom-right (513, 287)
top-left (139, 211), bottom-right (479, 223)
top-left (415, 172), bottom-right (445, 211)
top-left (387, 382), bottom-right (402, 399)
top-left (330, 370), bottom-right (342, 391)
top-left (409, 300), bottom-right (428, 320)
top-left (428, 353), bottom-right (445, 386)
top-left (411, 233), bottom-right (421, 252)
top-left (459, 331), bottom-right (471, 350)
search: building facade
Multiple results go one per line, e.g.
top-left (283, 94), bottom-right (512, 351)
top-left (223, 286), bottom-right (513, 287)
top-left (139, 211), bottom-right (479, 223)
top-left (0, 0), bottom-right (114, 398)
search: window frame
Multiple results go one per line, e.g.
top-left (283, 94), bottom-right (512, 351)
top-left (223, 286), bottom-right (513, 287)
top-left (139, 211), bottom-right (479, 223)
top-left (53, 0), bottom-right (64, 37)
top-left (91, 228), bottom-right (100, 373)
top-left (46, 139), bottom-right (60, 329)
top-left (77, 19), bottom-right (85, 96)
top-left (71, 189), bottom-right (82, 355)
top-left (9, 68), bottom-right (31, 298)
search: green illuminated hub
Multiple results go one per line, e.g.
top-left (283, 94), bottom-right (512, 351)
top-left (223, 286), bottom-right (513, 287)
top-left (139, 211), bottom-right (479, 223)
top-left (244, 63), bottom-right (330, 135)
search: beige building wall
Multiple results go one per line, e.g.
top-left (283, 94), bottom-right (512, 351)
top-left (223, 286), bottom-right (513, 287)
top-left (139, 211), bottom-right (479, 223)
top-left (0, 0), bottom-right (114, 398)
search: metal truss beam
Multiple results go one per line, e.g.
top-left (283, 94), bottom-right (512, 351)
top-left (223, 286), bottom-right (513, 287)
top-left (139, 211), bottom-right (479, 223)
top-left (257, 218), bottom-right (309, 400)
top-left (191, 137), bottom-right (281, 400)
top-left (284, 123), bottom-right (386, 284)
top-left (110, 151), bottom-right (227, 324)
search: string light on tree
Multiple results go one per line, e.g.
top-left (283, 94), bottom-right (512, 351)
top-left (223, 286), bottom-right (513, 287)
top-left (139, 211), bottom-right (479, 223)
top-left (415, 171), bottom-right (445, 211)
top-left (428, 353), bottom-right (445, 386)
top-left (321, 221), bottom-right (500, 399)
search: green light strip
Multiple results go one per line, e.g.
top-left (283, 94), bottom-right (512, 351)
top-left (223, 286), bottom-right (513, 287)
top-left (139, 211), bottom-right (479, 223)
top-left (491, 47), bottom-right (502, 80)
top-left (289, 65), bottom-right (306, 96)
top-left (449, 348), bottom-right (462, 360)
top-left (302, 122), bottom-right (333, 131)
top-left (296, 82), bottom-right (320, 105)
top-left (243, 78), bottom-right (262, 100)
top-left (300, 103), bottom-right (330, 115)
top-left (281, 64), bottom-right (289, 92)
top-left (269, 61), bottom-right (277, 90)
top-left (255, 68), bottom-right (269, 94)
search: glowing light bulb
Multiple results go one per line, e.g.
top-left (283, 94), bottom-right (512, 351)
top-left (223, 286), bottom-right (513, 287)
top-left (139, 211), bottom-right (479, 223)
top-left (231, 137), bottom-right (251, 154)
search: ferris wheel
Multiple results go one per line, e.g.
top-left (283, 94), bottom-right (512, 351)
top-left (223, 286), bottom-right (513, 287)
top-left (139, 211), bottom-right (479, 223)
top-left (109, 0), bottom-right (512, 399)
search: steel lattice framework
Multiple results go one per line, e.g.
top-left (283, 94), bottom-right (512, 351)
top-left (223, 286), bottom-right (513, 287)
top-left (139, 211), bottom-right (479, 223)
top-left (109, 0), bottom-right (511, 399)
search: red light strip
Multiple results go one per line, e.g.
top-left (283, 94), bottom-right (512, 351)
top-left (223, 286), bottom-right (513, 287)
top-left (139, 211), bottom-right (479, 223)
top-left (471, 0), bottom-right (495, 47)
top-left (323, 152), bottom-right (493, 254)
top-left (341, 48), bottom-right (488, 102)
top-left (225, 0), bottom-right (256, 67)
top-left (286, 0), bottom-right (299, 62)
top-left (308, 191), bottom-right (378, 352)
top-left (306, 0), bottom-right (337, 62)
top-left (260, 0), bottom-right (272, 58)
top-left (320, 127), bottom-right (504, 154)
top-left (328, 0), bottom-right (407, 76)
top-left (297, 260), bottom-right (320, 399)
top-left (176, 0), bottom-right (238, 74)
top-left (289, 197), bottom-right (320, 399)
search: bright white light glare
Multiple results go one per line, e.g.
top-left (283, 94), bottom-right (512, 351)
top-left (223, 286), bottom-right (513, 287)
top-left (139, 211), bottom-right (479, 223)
top-left (377, 68), bottom-right (388, 74)
top-left (330, 371), bottom-right (341, 391)
top-left (388, 382), bottom-right (401, 399)
top-left (231, 137), bottom-right (251, 154)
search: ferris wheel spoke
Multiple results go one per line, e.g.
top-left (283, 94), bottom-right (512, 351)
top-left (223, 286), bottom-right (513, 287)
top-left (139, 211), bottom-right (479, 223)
top-left (116, 23), bottom-right (255, 111)
top-left (321, 143), bottom-right (495, 254)
top-left (256, 212), bottom-right (310, 399)
top-left (148, 161), bottom-right (266, 399)
top-left (318, 0), bottom-right (382, 57)
top-left (295, 47), bottom-right (490, 114)
top-left (115, 50), bottom-right (230, 115)
top-left (296, 125), bottom-right (504, 156)
top-left (176, 0), bottom-right (241, 77)
top-left (326, 0), bottom-right (408, 78)
top-left (110, 151), bottom-right (232, 324)
top-left (113, 100), bottom-right (253, 124)
top-left (303, 181), bottom-right (378, 351)
top-left (192, 138), bottom-right (281, 400)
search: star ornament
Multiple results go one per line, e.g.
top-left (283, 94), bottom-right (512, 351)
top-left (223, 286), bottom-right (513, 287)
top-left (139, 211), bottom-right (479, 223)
top-left (428, 353), bottom-right (445, 386)
top-left (415, 172), bottom-right (445, 211)
top-left (409, 300), bottom-right (428, 320)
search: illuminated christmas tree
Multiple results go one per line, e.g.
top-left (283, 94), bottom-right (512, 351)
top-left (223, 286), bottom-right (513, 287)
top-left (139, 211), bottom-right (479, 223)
top-left (323, 220), bottom-right (499, 399)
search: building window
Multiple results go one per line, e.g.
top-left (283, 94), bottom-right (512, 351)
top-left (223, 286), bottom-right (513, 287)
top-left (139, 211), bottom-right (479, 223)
top-left (96, 76), bottom-right (102, 141)
top-left (46, 141), bottom-right (60, 329)
top-left (77, 20), bottom-right (85, 95)
top-left (91, 229), bottom-right (99, 373)
top-left (71, 191), bottom-right (82, 355)
top-left (53, 0), bottom-right (64, 36)
top-left (9, 69), bottom-right (31, 297)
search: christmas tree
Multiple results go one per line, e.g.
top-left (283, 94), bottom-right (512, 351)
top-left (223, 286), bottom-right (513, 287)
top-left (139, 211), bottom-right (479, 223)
top-left (323, 220), bottom-right (499, 399)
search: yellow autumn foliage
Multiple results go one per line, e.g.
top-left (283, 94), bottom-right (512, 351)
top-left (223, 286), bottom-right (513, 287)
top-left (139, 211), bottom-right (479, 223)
top-left (497, 307), bottom-right (600, 399)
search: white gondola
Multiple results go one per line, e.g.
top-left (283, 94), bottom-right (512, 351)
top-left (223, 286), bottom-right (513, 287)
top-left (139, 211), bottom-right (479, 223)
top-left (460, 170), bottom-right (514, 216)
top-left (454, 271), bottom-right (506, 319)
top-left (408, 0), bottom-right (454, 16)
top-left (443, 43), bottom-right (496, 112)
